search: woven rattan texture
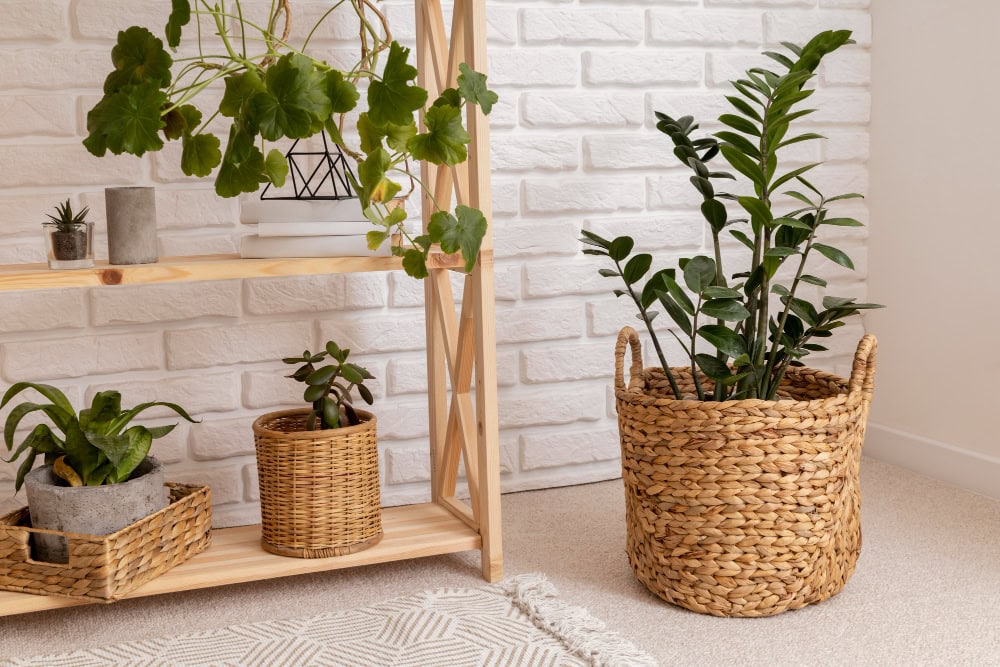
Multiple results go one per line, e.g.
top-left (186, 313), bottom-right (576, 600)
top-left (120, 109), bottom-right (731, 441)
top-left (253, 409), bottom-right (383, 558)
top-left (0, 483), bottom-right (212, 602)
top-left (614, 326), bottom-right (877, 617)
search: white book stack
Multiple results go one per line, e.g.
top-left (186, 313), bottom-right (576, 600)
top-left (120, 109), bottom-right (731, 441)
top-left (239, 198), bottom-right (390, 258)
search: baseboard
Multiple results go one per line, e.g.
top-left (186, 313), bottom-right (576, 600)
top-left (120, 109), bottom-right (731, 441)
top-left (865, 422), bottom-right (1000, 501)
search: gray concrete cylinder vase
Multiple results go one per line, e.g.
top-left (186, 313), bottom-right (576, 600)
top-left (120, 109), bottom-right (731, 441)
top-left (105, 186), bottom-right (158, 265)
top-left (23, 457), bottom-right (168, 563)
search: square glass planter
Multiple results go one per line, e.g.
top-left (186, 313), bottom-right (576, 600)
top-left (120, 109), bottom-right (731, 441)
top-left (43, 221), bottom-right (94, 269)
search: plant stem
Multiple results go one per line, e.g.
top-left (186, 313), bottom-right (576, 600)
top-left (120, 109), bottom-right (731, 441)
top-left (302, 0), bottom-right (349, 51)
top-left (762, 205), bottom-right (822, 398)
top-left (613, 259), bottom-right (683, 399)
top-left (711, 229), bottom-right (728, 400)
top-left (690, 295), bottom-right (705, 400)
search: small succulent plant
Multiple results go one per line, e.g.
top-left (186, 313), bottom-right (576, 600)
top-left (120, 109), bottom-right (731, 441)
top-left (284, 341), bottom-right (375, 430)
top-left (45, 199), bottom-right (90, 233)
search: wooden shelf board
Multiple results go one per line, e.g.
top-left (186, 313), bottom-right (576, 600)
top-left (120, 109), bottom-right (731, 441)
top-left (0, 250), bottom-right (488, 292)
top-left (0, 502), bottom-right (481, 617)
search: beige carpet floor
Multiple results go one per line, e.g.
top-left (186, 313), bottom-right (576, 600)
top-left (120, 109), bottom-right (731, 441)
top-left (2, 457), bottom-right (999, 666)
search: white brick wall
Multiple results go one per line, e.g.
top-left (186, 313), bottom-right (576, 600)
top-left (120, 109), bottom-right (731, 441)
top-left (0, 1), bottom-right (871, 525)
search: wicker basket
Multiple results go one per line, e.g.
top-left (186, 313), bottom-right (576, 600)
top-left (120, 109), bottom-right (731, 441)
top-left (253, 408), bottom-right (382, 558)
top-left (0, 483), bottom-right (211, 602)
top-left (614, 326), bottom-right (877, 617)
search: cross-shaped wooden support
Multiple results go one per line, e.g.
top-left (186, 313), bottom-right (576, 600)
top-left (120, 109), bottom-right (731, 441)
top-left (415, 0), bottom-right (503, 583)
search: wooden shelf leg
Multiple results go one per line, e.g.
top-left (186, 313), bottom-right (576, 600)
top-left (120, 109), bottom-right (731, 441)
top-left (472, 261), bottom-right (502, 582)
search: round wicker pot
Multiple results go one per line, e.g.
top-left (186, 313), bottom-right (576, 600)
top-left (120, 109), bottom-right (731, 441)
top-left (614, 326), bottom-right (877, 618)
top-left (252, 408), bottom-right (382, 558)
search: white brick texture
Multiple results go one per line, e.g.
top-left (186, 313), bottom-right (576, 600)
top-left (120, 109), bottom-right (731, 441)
top-left (0, 1), bottom-right (871, 526)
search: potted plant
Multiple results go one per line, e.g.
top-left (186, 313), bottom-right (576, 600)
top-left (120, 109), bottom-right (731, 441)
top-left (2, 382), bottom-right (197, 562)
top-left (43, 199), bottom-right (94, 269)
top-left (582, 30), bottom-right (882, 617)
top-left (82, 0), bottom-right (497, 279)
top-left (252, 340), bottom-right (380, 558)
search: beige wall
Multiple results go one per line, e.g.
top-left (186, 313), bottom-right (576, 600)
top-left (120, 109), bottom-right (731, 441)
top-left (868, 0), bottom-right (1000, 495)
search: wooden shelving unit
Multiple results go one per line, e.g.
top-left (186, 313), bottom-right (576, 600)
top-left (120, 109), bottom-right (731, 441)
top-left (0, 0), bottom-right (501, 617)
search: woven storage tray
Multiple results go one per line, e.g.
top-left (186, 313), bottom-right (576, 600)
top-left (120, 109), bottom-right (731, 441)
top-left (0, 483), bottom-right (211, 603)
top-left (253, 408), bottom-right (382, 558)
top-left (614, 326), bottom-right (877, 617)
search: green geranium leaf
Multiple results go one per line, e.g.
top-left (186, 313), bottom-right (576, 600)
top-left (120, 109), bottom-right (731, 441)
top-left (162, 104), bottom-right (201, 141)
top-left (84, 83), bottom-right (167, 157)
top-left (368, 41), bottom-right (428, 127)
top-left (428, 205), bottom-right (487, 272)
top-left (457, 63), bottom-right (498, 115)
top-left (325, 69), bottom-right (360, 113)
top-left (181, 132), bottom-right (221, 177)
top-left (323, 116), bottom-right (347, 146)
top-left (433, 88), bottom-right (463, 109)
top-left (408, 104), bottom-right (469, 166)
top-left (402, 248), bottom-right (429, 279)
top-left (264, 148), bottom-right (289, 187)
top-left (215, 125), bottom-right (267, 197)
top-left (103, 26), bottom-right (172, 94)
top-left (357, 146), bottom-right (400, 203)
top-left (358, 113), bottom-right (417, 154)
top-left (252, 53), bottom-right (332, 141)
top-left (165, 0), bottom-right (191, 50)
top-left (220, 70), bottom-right (266, 134)
top-left (367, 230), bottom-right (390, 250)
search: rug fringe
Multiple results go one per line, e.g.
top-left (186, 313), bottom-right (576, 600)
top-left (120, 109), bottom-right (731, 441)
top-left (496, 574), bottom-right (658, 667)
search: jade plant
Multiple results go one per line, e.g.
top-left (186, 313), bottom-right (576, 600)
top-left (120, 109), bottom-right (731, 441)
top-left (82, 0), bottom-right (497, 279)
top-left (582, 30), bottom-right (882, 402)
top-left (2, 383), bottom-right (197, 490)
top-left (284, 340), bottom-right (374, 430)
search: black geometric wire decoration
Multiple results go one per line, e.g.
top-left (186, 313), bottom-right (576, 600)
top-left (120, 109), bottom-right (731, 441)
top-left (259, 130), bottom-right (358, 200)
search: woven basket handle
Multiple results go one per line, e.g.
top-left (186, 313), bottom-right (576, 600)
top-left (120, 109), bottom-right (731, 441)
top-left (615, 326), bottom-right (644, 394)
top-left (848, 333), bottom-right (878, 404)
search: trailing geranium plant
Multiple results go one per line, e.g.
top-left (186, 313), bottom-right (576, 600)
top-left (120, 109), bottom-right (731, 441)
top-left (582, 30), bottom-right (882, 402)
top-left (283, 340), bottom-right (375, 430)
top-left (82, 0), bottom-right (497, 279)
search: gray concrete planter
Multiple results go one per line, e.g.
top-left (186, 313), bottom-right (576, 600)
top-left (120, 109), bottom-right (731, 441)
top-left (23, 457), bottom-right (168, 563)
top-left (105, 186), bottom-right (158, 265)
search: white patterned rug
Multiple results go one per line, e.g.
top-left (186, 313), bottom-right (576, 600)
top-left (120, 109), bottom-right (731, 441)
top-left (2, 575), bottom-right (657, 667)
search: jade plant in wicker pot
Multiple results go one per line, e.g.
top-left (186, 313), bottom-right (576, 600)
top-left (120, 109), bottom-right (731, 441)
top-left (1, 383), bottom-right (197, 563)
top-left (582, 30), bottom-right (883, 618)
top-left (83, 0), bottom-right (497, 279)
top-left (252, 341), bottom-right (381, 559)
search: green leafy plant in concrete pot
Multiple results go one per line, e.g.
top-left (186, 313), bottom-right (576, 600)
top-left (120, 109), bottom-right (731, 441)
top-left (2, 382), bottom-right (197, 562)
top-left (582, 31), bottom-right (885, 617)
top-left (43, 199), bottom-right (94, 270)
top-left (82, 1), bottom-right (497, 279)
top-left (252, 340), bottom-right (381, 558)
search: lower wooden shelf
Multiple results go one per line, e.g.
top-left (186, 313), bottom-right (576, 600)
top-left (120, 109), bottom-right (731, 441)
top-left (0, 502), bottom-right (481, 617)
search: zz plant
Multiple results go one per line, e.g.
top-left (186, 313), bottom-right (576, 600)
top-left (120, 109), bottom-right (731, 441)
top-left (284, 340), bottom-right (375, 430)
top-left (2, 383), bottom-right (197, 490)
top-left (582, 30), bottom-right (882, 402)
top-left (83, 1), bottom-right (498, 279)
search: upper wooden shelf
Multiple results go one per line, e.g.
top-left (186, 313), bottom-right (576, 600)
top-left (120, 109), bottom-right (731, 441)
top-left (0, 250), bottom-right (488, 292)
